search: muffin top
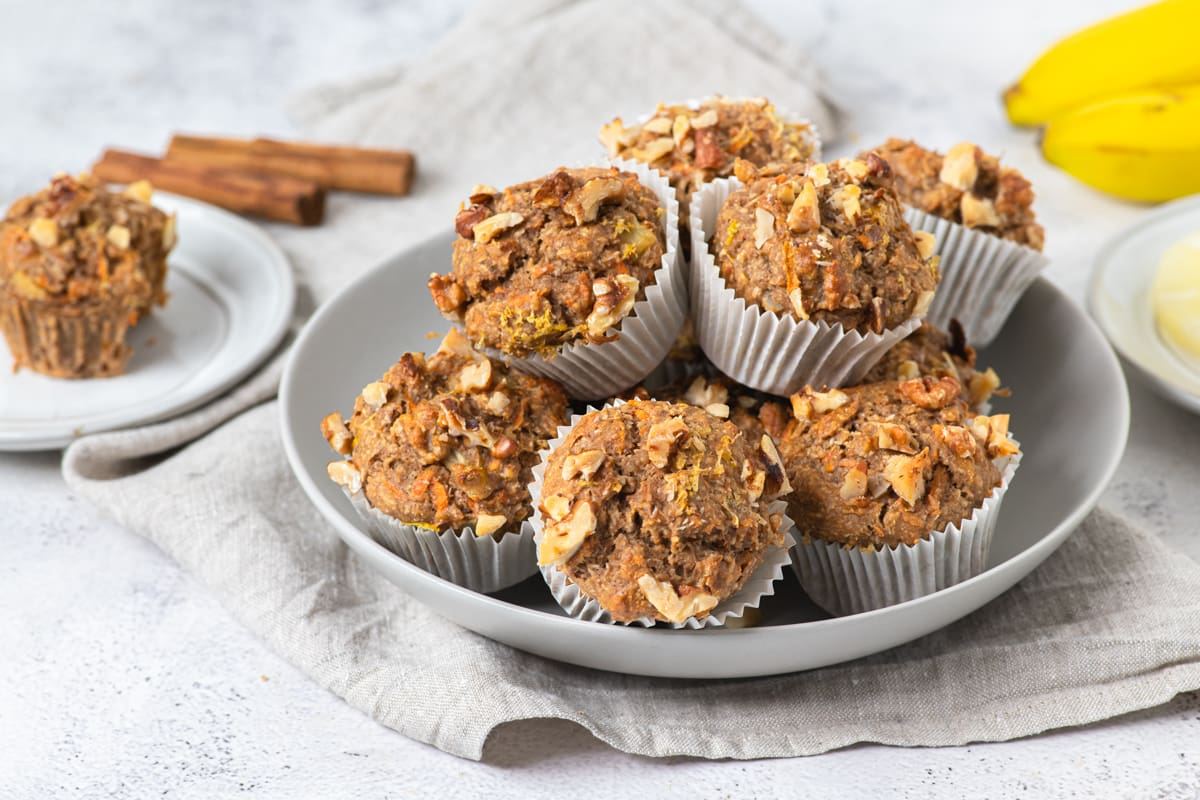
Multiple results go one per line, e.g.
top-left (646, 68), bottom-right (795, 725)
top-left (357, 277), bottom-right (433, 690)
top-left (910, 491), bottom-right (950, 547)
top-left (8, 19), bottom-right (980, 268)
top-left (865, 139), bottom-right (1044, 251)
top-left (712, 158), bottom-right (939, 333)
top-left (599, 97), bottom-right (819, 203)
top-left (537, 400), bottom-right (790, 623)
top-left (864, 320), bottom-right (1003, 409)
top-left (428, 167), bottom-right (666, 358)
top-left (777, 377), bottom-right (1019, 549)
top-left (630, 372), bottom-right (788, 444)
top-left (322, 329), bottom-right (570, 536)
top-left (0, 173), bottom-right (173, 309)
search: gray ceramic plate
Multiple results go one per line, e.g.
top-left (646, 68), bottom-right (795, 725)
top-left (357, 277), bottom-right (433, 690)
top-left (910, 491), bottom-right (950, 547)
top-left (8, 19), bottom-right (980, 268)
top-left (280, 233), bottom-right (1129, 679)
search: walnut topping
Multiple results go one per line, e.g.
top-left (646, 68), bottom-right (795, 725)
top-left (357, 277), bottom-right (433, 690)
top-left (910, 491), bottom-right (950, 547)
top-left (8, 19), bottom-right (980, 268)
top-left (787, 180), bottom-right (820, 233)
top-left (472, 211), bottom-right (525, 244)
top-left (790, 394), bottom-right (813, 421)
top-left (759, 434), bottom-right (792, 496)
top-left (934, 424), bottom-right (977, 458)
top-left (598, 118), bottom-right (639, 155)
top-left (961, 194), bottom-right (1001, 228)
top-left (834, 184), bottom-right (862, 222)
top-left (633, 136), bottom-right (676, 164)
top-left (809, 388), bottom-right (850, 413)
top-left (321, 412), bottom-right (354, 455)
top-left (867, 473), bottom-right (891, 498)
top-left (913, 230), bottom-right (937, 261)
top-left (327, 460), bottom-right (363, 494)
top-left (883, 449), bottom-right (930, 505)
top-left (898, 376), bottom-right (959, 410)
top-left (485, 391), bottom-right (510, 415)
top-left (754, 208), bottom-right (775, 249)
top-left (684, 376), bottom-right (729, 408)
top-left (733, 158), bottom-right (758, 184)
top-left (474, 513), bottom-right (506, 537)
top-left (970, 414), bottom-right (1020, 459)
top-left (636, 574), bottom-right (719, 623)
top-left (876, 422), bottom-right (916, 453)
top-left (568, 176), bottom-right (626, 224)
top-left (704, 403), bottom-right (730, 419)
top-left (896, 359), bottom-right (921, 380)
top-left (968, 367), bottom-right (1002, 408)
top-left (672, 114), bottom-right (690, 147)
top-left (841, 158), bottom-right (870, 181)
top-left (468, 184), bottom-right (498, 203)
top-left (789, 288), bottom-right (809, 320)
top-left (646, 415), bottom-right (689, 469)
top-left (840, 464), bottom-right (868, 499)
top-left (541, 494), bottom-right (571, 521)
top-left (809, 163), bottom-right (830, 187)
top-left (28, 218), bottom-right (58, 248)
top-left (456, 358), bottom-right (493, 392)
top-left (586, 274), bottom-right (639, 338)
top-left (691, 108), bottom-right (719, 128)
top-left (538, 500), bottom-right (596, 566)
top-left (454, 205), bottom-right (489, 239)
top-left (361, 381), bottom-right (390, 410)
top-left (124, 179), bottom-right (153, 203)
top-left (694, 127), bottom-right (725, 170)
top-left (162, 215), bottom-right (177, 250)
top-left (643, 116), bottom-right (673, 135)
top-left (913, 290), bottom-right (936, 317)
top-left (745, 462), bottom-right (767, 502)
top-left (561, 449), bottom-right (605, 481)
top-left (532, 170), bottom-right (574, 208)
top-left (106, 224), bottom-right (131, 250)
top-left (437, 328), bottom-right (474, 358)
top-left (939, 142), bottom-right (979, 191)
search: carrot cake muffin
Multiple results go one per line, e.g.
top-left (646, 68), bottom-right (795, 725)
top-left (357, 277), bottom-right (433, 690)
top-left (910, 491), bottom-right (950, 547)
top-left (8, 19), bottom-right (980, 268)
top-left (599, 97), bottom-right (819, 206)
top-left (712, 158), bottom-right (939, 333)
top-left (864, 320), bottom-right (1003, 409)
top-left (778, 377), bottom-right (1019, 549)
top-left (322, 329), bottom-right (570, 536)
top-left (865, 139), bottom-right (1044, 250)
top-left (0, 173), bottom-right (173, 377)
top-left (537, 400), bottom-right (790, 623)
top-left (428, 167), bottom-right (666, 358)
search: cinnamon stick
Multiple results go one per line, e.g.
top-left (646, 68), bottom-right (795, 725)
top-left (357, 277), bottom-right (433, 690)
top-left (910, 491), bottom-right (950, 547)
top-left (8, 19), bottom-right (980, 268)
top-left (165, 135), bottom-right (415, 196)
top-left (92, 149), bottom-right (325, 226)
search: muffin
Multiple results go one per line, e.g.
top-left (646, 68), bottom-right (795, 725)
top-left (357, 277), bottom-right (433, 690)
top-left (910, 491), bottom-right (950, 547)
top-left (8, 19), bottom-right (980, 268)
top-left (862, 139), bottom-right (1049, 344)
top-left (322, 329), bottom-right (569, 590)
top-left (429, 167), bottom-right (666, 358)
top-left (864, 320), bottom-right (1004, 409)
top-left (780, 377), bottom-right (1021, 614)
top-left (867, 139), bottom-right (1043, 249)
top-left (689, 156), bottom-right (937, 395)
top-left (599, 97), bottom-right (820, 211)
top-left (534, 399), bottom-right (791, 625)
top-left (0, 174), bottom-right (174, 377)
top-left (628, 372), bottom-right (788, 443)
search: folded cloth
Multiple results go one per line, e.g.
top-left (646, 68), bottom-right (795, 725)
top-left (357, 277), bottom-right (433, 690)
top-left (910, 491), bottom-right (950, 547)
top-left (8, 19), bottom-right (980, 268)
top-left (62, 385), bottom-right (1200, 759)
top-left (58, 0), bottom-right (1200, 762)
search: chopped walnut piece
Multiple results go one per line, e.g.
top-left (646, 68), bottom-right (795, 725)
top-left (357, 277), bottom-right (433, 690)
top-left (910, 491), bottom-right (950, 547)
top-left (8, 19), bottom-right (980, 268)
top-left (125, 180), bottom-right (154, 203)
top-left (913, 290), bottom-right (936, 317)
top-left (454, 205), bottom-right (488, 239)
top-left (106, 224), bottom-right (131, 250)
top-left (694, 127), bottom-right (725, 170)
top-left (939, 142), bottom-right (979, 191)
top-left (809, 388), bottom-right (850, 413)
top-left (643, 117), bottom-right (673, 135)
top-left (633, 136), bottom-right (676, 164)
top-left (672, 114), bottom-right (690, 147)
top-left (456, 358), bottom-right (493, 392)
top-left (598, 119), bottom-right (639, 156)
top-left (876, 422), bottom-right (916, 453)
top-left (561, 449), bottom-right (605, 481)
top-left (541, 494), bottom-right (572, 521)
top-left (428, 274), bottom-right (467, 315)
top-left (691, 108), bottom-right (719, 128)
top-left (636, 574), bottom-right (719, 623)
top-left (841, 159), bottom-right (870, 181)
top-left (162, 215), bottom-right (177, 250)
top-left (468, 184), bottom-right (498, 203)
top-left (897, 376), bottom-right (959, 410)
top-left (532, 170), bottom-right (575, 208)
top-left (840, 464), bottom-right (868, 499)
top-left (834, 184), bottom-right (862, 223)
top-left (867, 473), bottom-right (891, 498)
top-left (586, 274), bottom-right (639, 338)
top-left (321, 412), bottom-right (354, 455)
top-left (759, 434), bottom-right (792, 496)
top-left (896, 359), bottom-right (921, 380)
top-left (790, 394), bottom-right (813, 421)
top-left (361, 381), bottom-right (390, 410)
top-left (787, 180), bottom-right (820, 233)
top-left (705, 403), bottom-right (730, 419)
top-left (882, 448), bottom-right (930, 505)
top-left (485, 391), bottom-right (510, 415)
top-left (473, 211), bottom-right (525, 244)
top-left (754, 208), bottom-right (775, 249)
top-left (327, 461), bottom-right (363, 494)
top-left (684, 376), bottom-right (729, 408)
top-left (913, 230), bottom-right (937, 261)
top-left (567, 176), bottom-right (626, 224)
top-left (538, 500), bottom-right (596, 566)
top-left (646, 416), bottom-right (689, 468)
top-left (970, 414), bottom-right (1020, 459)
top-left (789, 288), bottom-right (809, 320)
top-left (809, 162), bottom-right (830, 187)
top-left (935, 424), bottom-right (977, 458)
top-left (968, 367), bottom-right (1002, 408)
top-left (474, 513), bottom-right (506, 537)
top-left (437, 328), bottom-right (474, 358)
top-left (961, 194), bottom-right (1001, 228)
top-left (28, 218), bottom-right (58, 248)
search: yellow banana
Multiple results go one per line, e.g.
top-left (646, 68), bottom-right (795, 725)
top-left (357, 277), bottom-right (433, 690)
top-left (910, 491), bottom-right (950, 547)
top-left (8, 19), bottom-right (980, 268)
top-left (1039, 85), bottom-right (1200, 202)
top-left (1004, 0), bottom-right (1200, 127)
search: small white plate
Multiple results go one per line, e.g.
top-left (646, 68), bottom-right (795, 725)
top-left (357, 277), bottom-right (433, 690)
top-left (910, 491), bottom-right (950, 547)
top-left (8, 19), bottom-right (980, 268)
top-left (1090, 195), bottom-right (1200, 415)
top-left (280, 234), bottom-right (1129, 679)
top-left (0, 193), bottom-right (294, 450)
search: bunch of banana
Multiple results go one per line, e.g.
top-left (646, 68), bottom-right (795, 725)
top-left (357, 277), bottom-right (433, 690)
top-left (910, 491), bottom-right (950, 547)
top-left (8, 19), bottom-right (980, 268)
top-left (1004, 0), bottom-right (1200, 202)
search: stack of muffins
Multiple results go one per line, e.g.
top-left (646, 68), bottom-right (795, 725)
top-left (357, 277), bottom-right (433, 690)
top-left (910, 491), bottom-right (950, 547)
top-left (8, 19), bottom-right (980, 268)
top-left (322, 96), bottom-right (1040, 623)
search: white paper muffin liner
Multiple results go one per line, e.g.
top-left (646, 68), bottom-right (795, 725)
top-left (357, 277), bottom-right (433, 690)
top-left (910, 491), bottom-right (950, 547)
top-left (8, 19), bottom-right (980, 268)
top-left (528, 401), bottom-right (795, 629)
top-left (502, 159), bottom-right (687, 401)
top-left (790, 440), bottom-right (1022, 617)
top-left (690, 178), bottom-right (923, 396)
top-left (903, 208), bottom-right (1048, 346)
top-left (340, 485), bottom-right (537, 594)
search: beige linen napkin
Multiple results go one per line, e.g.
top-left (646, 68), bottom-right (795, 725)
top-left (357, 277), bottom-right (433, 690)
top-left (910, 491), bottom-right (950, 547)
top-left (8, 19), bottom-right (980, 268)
top-left (59, 0), bottom-right (1200, 761)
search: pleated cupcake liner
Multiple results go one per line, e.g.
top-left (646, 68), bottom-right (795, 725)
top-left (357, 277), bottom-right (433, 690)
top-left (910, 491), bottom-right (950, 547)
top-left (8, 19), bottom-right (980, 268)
top-left (341, 486), bottom-right (537, 595)
top-left (690, 178), bottom-right (923, 396)
top-left (527, 400), bottom-right (794, 629)
top-left (790, 441), bottom-right (1022, 617)
top-left (504, 158), bottom-right (686, 401)
top-left (0, 296), bottom-right (136, 378)
top-left (903, 208), bottom-right (1048, 346)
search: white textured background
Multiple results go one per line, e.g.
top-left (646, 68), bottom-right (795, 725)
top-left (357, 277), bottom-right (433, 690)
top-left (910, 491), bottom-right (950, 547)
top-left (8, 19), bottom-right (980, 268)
top-left (2, 1), bottom-right (1200, 797)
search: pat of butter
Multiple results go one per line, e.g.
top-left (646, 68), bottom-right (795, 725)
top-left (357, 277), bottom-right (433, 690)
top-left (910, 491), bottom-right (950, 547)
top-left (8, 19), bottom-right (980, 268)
top-left (1152, 232), bottom-right (1200, 362)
